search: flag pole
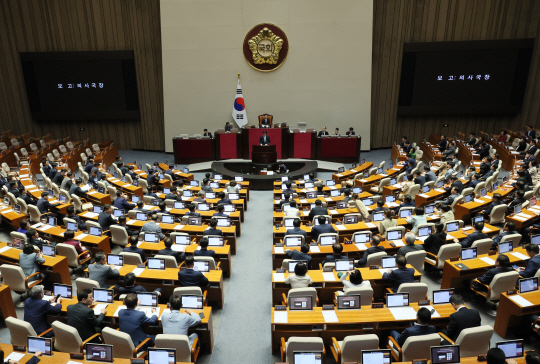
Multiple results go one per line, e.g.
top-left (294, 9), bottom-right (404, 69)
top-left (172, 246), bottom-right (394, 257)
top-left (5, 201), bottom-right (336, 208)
top-left (238, 73), bottom-right (240, 84)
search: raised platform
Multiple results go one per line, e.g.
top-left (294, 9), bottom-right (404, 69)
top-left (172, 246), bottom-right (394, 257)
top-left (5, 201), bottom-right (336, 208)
top-left (211, 160), bottom-right (318, 190)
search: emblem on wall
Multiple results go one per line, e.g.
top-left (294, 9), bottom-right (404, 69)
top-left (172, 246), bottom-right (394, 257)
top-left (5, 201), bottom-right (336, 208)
top-left (243, 23), bottom-right (288, 72)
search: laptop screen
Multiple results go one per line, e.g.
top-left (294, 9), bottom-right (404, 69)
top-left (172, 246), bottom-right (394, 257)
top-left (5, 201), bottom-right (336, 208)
top-left (330, 190), bottom-right (340, 197)
top-left (373, 212), bottom-right (384, 222)
top-left (85, 344), bottom-right (114, 363)
top-left (161, 215), bottom-right (174, 224)
top-left (381, 256), bottom-right (397, 268)
top-left (353, 187), bottom-right (362, 193)
top-left (288, 260), bottom-right (308, 273)
top-left (338, 167), bottom-right (345, 173)
top-left (93, 206), bottom-right (102, 213)
top-left (90, 226), bottom-right (102, 236)
top-left (344, 215), bottom-right (358, 224)
top-left (93, 288), bottom-right (114, 303)
top-left (319, 235), bottom-right (336, 246)
top-left (136, 212), bottom-right (147, 221)
top-left (326, 180), bottom-right (336, 187)
top-left (183, 190), bottom-right (193, 197)
top-left (304, 174), bottom-right (310, 181)
top-left (354, 233), bottom-right (370, 243)
top-left (385, 195), bottom-right (396, 203)
top-left (148, 258), bottom-right (165, 270)
top-left (27, 336), bottom-right (52, 356)
top-left (362, 198), bottom-right (374, 206)
top-left (208, 236), bottom-right (225, 246)
top-left (214, 174), bottom-right (222, 181)
top-left (473, 216), bottom-right (484, 224)
top-left (114, 209), bottom-right (124, 217)
top-left (217, 219), bottom-right (231, 227)
top-left (399, 209), bottom-right (412, 218)
top-left (289, 296), bottom-right (313, 310)
top-left (132, 195), bottom-right (140, 203)
top-left (519, 277), bottom-right (538, 293)
top-left (514, 205), bottom-right (522, 214)
top-left (464, 194), bottom-right (473, 203)
top-left (446, 222), bottom-right (459, 232)
top-left (293, 352), bottom-right (323, 364)
top-left (305, 182), bottom-right (315, 189)
top-left (498, 242), bottom-right (513, 253)
top-left (425, 205), bottom-right (435, 214)
top-left (175, 235), bottom-right (190, 245)
top-left (229, 193), bottom-right (239, 200)
top-left (431, 345), bottom-right (460, 364)
top-left (205, 192), bottom-right (216, 199)
top-left (181, 295), bottom-right (204, 309)
top-left (147, 348), bottom-right (176, 364)
top-left (461, 247), bottom-right (477, 260)
top-left (433, 289), bottom-right (454, 304)
top-left (418, 226), bottom-right (432, 237)
top-left (42, 245), bottom-right (55, 257)
top-left (285, 236), bottom-right (302, 247)
top-left (532, 235), bottom-right (540, 245)
top-left (235, 176), bottom-right (243, 182)
top-left (422, 185), bottom-right (430, 193)
top-left (496, 340), bottom-right (524, 359)
top-left (48, 217), bottom-right (56, 226)
top-left (361, 350), bottom-right (392, 364)
top-left (198, 203), bottom-right (209, 211)
top-left (387, 230), bottom-right (402, 241)
top-left (190, 181), bottom-right (198, 187)
top-left (335, 259), bottom-right (354, 271)
top-left (284, 219), bottom-right (296, 228)
top-left (386, 293), bottom-right (409, 307)
top-left (193, 261), bottom-right (209, 272)
top-left (144, 233), bottom-right (158, 243)
top-left (174, 201), bottom-right (185, 209)
top-left (337, 295), bottom-right (361, 310)
top-left (210, 182), bottom-right (219, 189)
top-left (137, 292), bottom-right (159, 307)
top-left (223, 204), bottom-right (235, 212)
top-left (107, 254), bottom-right (124, 266)
top-left (53, 283), bottom-right (73, 298)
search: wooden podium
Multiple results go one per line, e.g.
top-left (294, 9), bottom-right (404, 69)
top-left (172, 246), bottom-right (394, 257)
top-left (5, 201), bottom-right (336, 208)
top-left (252, 145), bottom-right (277, 164)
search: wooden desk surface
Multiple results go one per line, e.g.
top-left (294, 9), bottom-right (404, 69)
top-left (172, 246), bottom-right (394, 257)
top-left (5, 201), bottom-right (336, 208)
top-left (100, 264), bottom-right (224, 282)
top-left (272, 266), bottom-right (421, 283)
top-left (495, 290), bottom-right (540, 337)
top-left (332, 162), bottom-right (374, 182)
top-left (30, 222), bottom-right (111, 253)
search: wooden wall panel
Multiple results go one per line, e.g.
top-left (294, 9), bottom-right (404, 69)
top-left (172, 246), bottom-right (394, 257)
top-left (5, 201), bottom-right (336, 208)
top-left (0, 0), bottom-right (164, 151)
top-left (371, 0), bottom-right (540, 149)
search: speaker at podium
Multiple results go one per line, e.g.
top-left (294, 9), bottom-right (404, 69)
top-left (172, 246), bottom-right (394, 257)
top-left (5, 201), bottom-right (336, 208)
top-left (252, 145), bottom-right (277, 164)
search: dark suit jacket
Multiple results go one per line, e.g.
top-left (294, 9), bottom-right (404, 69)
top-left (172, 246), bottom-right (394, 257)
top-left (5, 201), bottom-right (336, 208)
top-left (118, 308), bottom-right (158, 346)
top-left (318, 131), bottom-right (329, 137)
top-left (397, 324), bottom-right (437, 347)
top-left (286, 227), bottom-right (307, 239)
top-left (52, 173), bottom-right (64, 186)
top-left (225, 124), bottom-right (232, 132)
top-left (459, 231), bottom-right (489, 248)
top-left (439, 139), bottom-right (448, 150)
top-left (478, 145), bottom-right (490, 158)
top-left (157, 247), bottom-right (182, 263)
top-left (67, 302), bottom-right (105, 341)
top-left (98, 212), bottom-right (115, 231)
top-left (478, 266), bottom-right (513, 285)
top-left (286, 250), bottom-right (312, 269)
top-left (414, 176), bottom-right (426, 187)
top-left (309, 206), bottom-right (329, 221)
top-left (425, 171), bottom-right (437, 182)
top-left (8, 188), bottom-right (20, 198)
top-left (24, 297), bottom-right (61, 335)
top-left (259, 135), bottom-right (271, 145)
top-left (203, 227), bottom-right (223, 236)
top-left (118, 285), bottom-right (149, 295)
top-left (424, 232), bottom-right (447, 255)
top-left (311, 224), bottom-right (337, 243)
top-left (447, 307), bottom-right (481, 341)
top-left (479, 163), bottom-right (490, 176)
top-left (483, 200), bottom-right (502, 217)
top-left (36, 198), bottom-right (53, 214)
top-left (147, 174), bottom-right (158, 188)
top-left (203, 132), bottom-right (213, 139)
top-left (178, 268), bottom-right (209, 287)
top-left (522, 254), bottom-right (540, 278)
top-left (69, 184), bottom-right (85, 198)
top-left (123, 246), bottom-right (146, 262)
top-left (357, 246), bottom-right (385, 267)
top-left (19, 193), bottom-right (36, 206)
top-left (382, 267), bottom-right (415, 292)
top-left (194, 248), bottom-right (216, 259)
top-left (114, 197), bottom-right (135, 211)
top-left (322, 253), bottom-right (348, 266)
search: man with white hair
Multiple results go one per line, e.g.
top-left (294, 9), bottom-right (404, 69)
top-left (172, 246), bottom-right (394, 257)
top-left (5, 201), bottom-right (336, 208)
top-left (397, 232), bottom-right (424, 256)
top-left (24, 285), bottom-right (62, 337)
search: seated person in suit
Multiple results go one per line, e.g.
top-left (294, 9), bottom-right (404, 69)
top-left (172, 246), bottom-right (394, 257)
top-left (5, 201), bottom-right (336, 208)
top-left (318, 126), bottom-right (329, 137)
top-left (424, 223), bottom-right (447, 256)
top-left (346, 127), bottom-right (355, 136)
top-left (213, 204), bottom-right (228, 217)
top-left (308, 199), bottom-right (328, 221)
top-left (491, 221), bottom-right (518, 249)
top-left (123, 235), bottom-right (146, 262)
top-left (157, 237), bottom-right (182, 263)
top-left (178, 255), bottom-right (209, 287)
top-left (201, 178), bottom-right (213, 192)
top-left (69, 178), bottom-right (86, 198)
top-left (441, 294), bottom-right (481, 344)
top-left (349, 194), bottom-right (370, 221)
top-left (322, 242), bottom-right (347, 266)
top-left (161, 295), bottom-right (201, 348)
top-left (17, 219), bottom-right (28, 234)
top-left (390, 307), bottom-right (437, 347)
top-left (193, 191), bottom-right (206, 203)
top-left (517, 244), bottom-right (540, 278)
top-left (444, 161), bottom-right (456, 180)
top-left (276, 163), bottom-right (287, 174)
top-left (52, 168), bottom-right (67, 186)
top-left (146, 170), bottom-right (160, 190)
top-left (133, 201), bottom-right (151, 214)
top-left (341, 269), bottom-right (371, 290)
top-left (284, 262), bottom-right (312, 288)
top-left (194, 236), bottom-right (216, 259)
top-left (203, 217), bottom-right (223, 236)
top-left (279, 194), bottom-right (292, 209)
top-left (118, 272), bottom-right (162, 296)
top-left (226, 181), bottom-right (241, 193)
top-left (24, 285), bottom-right (62, 337)
top-left (282, 181), bottom-right (295, 195)
top-left (439, 135), bottom-right (448, 151)
top-left (312, 215), bottom-right (337, 242)
top-left (334, 128), bottom-right (340, 135)
top-left (443, 175), bottom-right (463, 194)
top-left (356, 235), bottom-right (385, 267)
top-left (372, 199), bottom-right (385, 213)
top-left (482, 193), bottom-right (503, 219)
top-left (412, 170), bottom-right (426, 187)
top-left (36, 191), bottom-right (55, 214)
top-left (224, 121), bottom-right (232, 132)
top-left (285, 218), bottom-right (307, 239)
top-left (88, 250), bottom-right (120, 288)
top-left (379, 209), bottom-right (398, 236)
top-left (67, 288), bottom-right (106, 342)
top-left (285, 243), bottom-right (312, 269)
top-left (202, 128), bottom-right (213, 139)
top-left (424, 165), bottom-right (437, 182)
top-left (63, 230), bottom-right (90, 259)
top-left (259, 130), bottom-right (271, 145)
top-left (438, 186), bottom-right (460, 206)
top-left (469, 173), bottom-right (481, 188)
top-left (472, 254), bottom-right (512, 291)
top-left (382, 255), bottom-right (415, 292)
top-left (25, 228), bottom-right (52, 251)
top-left (164, 186), bottom-right (180, 201)
top-left (118, 293), bottom-right (158, 348)
top-left (114, 191), bottom-right (135, 211)
top-left (406, 206), bottom-right (427, 234)
top-left (217, 191), bottom-right (232, 205)
top-left (126, 165), bottom-right (140, 181)
top-left (397, 231), bottom-right (424, 256)
top-left (405, 160), bottom-right (415, 175)
top-left (260, 114), bottom-right (271, 126)
top-left (97, 204), bottom-right (116, 232)
top-left (453, 221), bottom-right (488, 248)
top-left (396, 195), bottom-right (415, 214)
top-left (141, 213), bottom-right (166, 240)
top-left (185, 203), bottom-right (201, 217)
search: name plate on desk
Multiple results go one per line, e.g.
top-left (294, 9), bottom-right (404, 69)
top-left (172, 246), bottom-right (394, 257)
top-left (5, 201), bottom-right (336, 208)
top-left (450, 257), bottom-right (459, 262)
top-left (488, 250), bottom-right (497, 256)
top-left (131, 359), bottom-right (145, 364)
top-left (369, 265), bottom-right (380, 269)
top-left (455, 263), bottom-right (470, 270)
top-left (507, 290), bottom-right (517, 295)
top-left (372, 303), bottom-right (384, 308)
top-left (13, 346), bottom-right (26, 352)
top-left (275, 305), bottom-right (287, 311)
top-left (276, 269), bottom-right (286, 273)
top-left (275, 243), bottom-right (283, 247)
top-left (344, 240), bottom-right (353, 244)
top-left (323, 305), bottom-right (335, 310)
top-left (418, 300), bottom-right (431, 306)
top-left (70, 353), bottom-right (84, 360)
top-left (323, 267), bottom-right (333, 272)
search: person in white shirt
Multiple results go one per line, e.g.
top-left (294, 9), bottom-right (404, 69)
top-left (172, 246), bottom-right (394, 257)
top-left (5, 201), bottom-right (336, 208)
top-left (161, 295), bottom-right (201, 347)
top-left (284, 200), bottom-right (301, 217)
top-left (226, 181), bottom-right (241, 193)
top-left (340, 269), bottom-right (371, 290)
top-left (284, 262), bottom-right (312, 288)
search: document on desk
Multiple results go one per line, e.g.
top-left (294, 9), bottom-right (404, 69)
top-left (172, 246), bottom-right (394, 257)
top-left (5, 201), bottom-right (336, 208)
top-left (365, 223), bottom-right (377, 229)
top-left (126, 220), bottom-right (137, 225)
top-left (322, 310), bottom-right (339, 323)
top-left (389, 307), bottom-right (417, 320)
top-left (1, 209), bottom-right (14, 214)
top-left (173, 225), bottom-right (185, 230)
top-left (509, 295), bottom-right (534, 307)
top-left (322, 272), bottom-right (336, 281)
top-left (479, 257), bottom-right (496, 265)
top-left (329, 186), bottom-right (337, 190)
top-left (273, 273), bottom-right (285, 282)
top-left (5, 353), bottom-right (25, 362)
top-left (0, 246), bottom-right (12, 254)
top-left (113, 305), bottom-right (127, 317)
top-left (274, 247), bottom-right (284, 254)
top-left (513, 216), bottom-right (529, 221)
top-left (335, 225), bottom-right (347, 230)
top-left (386, 202), bottom-right (399, 208)
top-left (300, 199), bottom-right (308, 204)
top-left (171, 245), bottom-right (186, 252)
top-left (360, 179), bottom-right (368, 183)
top-left (310, 246), bottom-right (321, 253)
top-left (87, 191), bottom-right (98, 195)
top-left (482, 227), bottom-right (493, 233)
top-left (474, 199), bottom-right (485, 203)
top-left (93, 303), bottom-right (108, 315)
top-left (303, 211), bottom-right (309, 216)
top-left (421, 305), bottom-right (441, 318)
top-left (83, 212), bottom-right (99, 218)
top-left (392, 240), bottom-right (405, 247)
top-left (418, 194), bottom-right (429, 198)
top-left (355, 243), bottom-right (367, 251)
top-left (336, 173), bottom-right (343, 177)
top-left (511, 252), bottom-right (530, 260)
top-left (40, 224), bottom-right (53, 231)
top-left (132, 267), bottom-right (145, 276)
top-left (325, 198), bottom-right (333, 202)
top-left (329, 210), bottom-right (338, 214)
top-left (435, 189), bottom-right (446, 193)
top-left (274, 311), bottom-right (288, 323)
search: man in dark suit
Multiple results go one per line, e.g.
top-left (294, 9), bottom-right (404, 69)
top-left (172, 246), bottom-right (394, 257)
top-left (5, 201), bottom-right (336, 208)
top-left (482, 193), bottom-right (503, 219)
top-left (224, 122), bottom-right (232, 132)
top-left (42, 159), bottom-right (52, 178)
top-left (203, 218), bottom-right (223, 236)
top-left (477, 142), bottom-right (490, 158)
top-left (37, 191), bottom-right (55, 214)
top-left (308, 199), bottom-right (329, 221)
top-left (454, 221), bottom-right (489, 248)
top-left (127, 165), bottom-right (139, 180)
top-left (118, 273), bottom-right (162, 296)
top-left (356, 235), bottom-right (385, 267)
top-left (424, 165), bottom-right (437, 182)
top-left (277, 163), bottom-right (287, 174)
top-left (69, 178), bottom-right (86, 198)
top-left (482, 164), bottom-right (496, 181)
top-left (260, 131), bottom-right (271, 145)
top-left (472, 254), bottom-right (513, 291)
top-left (217, 192), bottom-right (232, 205)
top-left (322, 242), bottom-right (348, 266)
top-left (390, 307), bottom-right (437, 347)
top-left (123, 236), bottom-right (146, 262)
top-left (8, 181), bottom-right (20, 198)
top-left (402, 141), bottom-right (412, 154)
top-left (382, 255), bottom-right (415, 292)
top-left (98, 204), bottom-right (116, 232)
top-left (52, 168), bottom-right (67, 186)
top-left (114, 191), bottom-right (135, 211)
top-left (194, 237), bottom-right (216, 259)
top-left (118, 293), bottom-right (158, 347)
top-left (212, 204), bottom-right (228, 217)
top-left (518, 244), bottom-right (540, 278)
top-left (157, 237), bottom-right (183, 263)
top-left (526, 125), bottom-right (536, 139)
top-left (185, 203), bottom-right (201, 217)
top-left (516, 137), bottom-right (527, 152)
top-left (396, 195), bottom-right (415, 214)
top-left (442, 294), bottom-right (481, 343)
top-left (67, 288), bottom-right (106, 342)
top-left (66, 205), bottom-right (86, 231)
top-left (88, 251), bottom-right (120, 288)
top-left (445, 175), bottom-right (463, 194)
top-left (146, 170), bottom-right (160, 189)
top-left (282, 181), bottom-right (295, 196)
top-left (24, 285), bottom-right (62, 337)
top-left (164, 186), bottom-right (180, 201)
top-left (279, 194), bottom-right (293, 209)
top-left (424, 223), bottom-right (447, 256)
top-left (469, 173), bottom-right (481, 188)
top-left (285, 243), bottom-right (312, 269)
top-left (479, 157), bottom-right (490, 176)
top-left (202, 128), bottom-right (213, 139)
top-left (84, 158), bottom-right (95, 174)
top-left (164, 165), bottom-right (179, 181)
top-left (466, 132), bottom-right (477, 146)
top-left (285, 218), bottom-right (307, 239)
top-left (346, 127), bottom-right (355, 136)
top-left (318, 126), bottom-right (329, 137)
top-left (26, 228), bottom-right (52, 251)
top-left (260, 114), bottom-right (271, 126)
top-left (439, 135), bottom-right (448, 151)
top-left (413, 171), bottom-right (426, 188)
top-left (18, 187), bottom-right (35, 206)
top-left (178, 255), bottom-right (210, 287)
top-left (312, 215), bottom-right (337, 242)
top-left (524, 151), bottom-right (538, 166)
top-left (88, 168), bottom-right (100, 189)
